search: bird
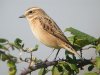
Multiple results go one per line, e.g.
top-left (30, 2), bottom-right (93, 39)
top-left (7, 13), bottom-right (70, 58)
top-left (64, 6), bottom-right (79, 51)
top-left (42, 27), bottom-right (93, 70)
top-left (19, 7), bottom-right (83, 59)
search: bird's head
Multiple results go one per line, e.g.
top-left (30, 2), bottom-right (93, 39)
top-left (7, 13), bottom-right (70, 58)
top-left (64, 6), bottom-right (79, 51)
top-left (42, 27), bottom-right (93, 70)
top-left (19, 7), bottom-right (46, 19)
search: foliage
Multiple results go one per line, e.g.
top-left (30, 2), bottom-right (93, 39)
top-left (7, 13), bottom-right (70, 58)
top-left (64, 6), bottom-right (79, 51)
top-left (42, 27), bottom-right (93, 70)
top-left (65, 27), bottom-right (96, 49)
top-left (0, 27), bottom-right (100, 75)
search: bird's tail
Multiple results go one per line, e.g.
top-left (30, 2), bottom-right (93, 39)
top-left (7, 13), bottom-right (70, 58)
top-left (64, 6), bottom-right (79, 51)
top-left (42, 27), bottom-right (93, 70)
top-left (61, 44), bottom-right (83, 60)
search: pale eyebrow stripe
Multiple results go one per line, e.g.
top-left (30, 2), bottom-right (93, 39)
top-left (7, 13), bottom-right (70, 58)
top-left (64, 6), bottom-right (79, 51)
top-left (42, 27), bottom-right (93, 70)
top-left (26, 7), bottom-right (40, 11)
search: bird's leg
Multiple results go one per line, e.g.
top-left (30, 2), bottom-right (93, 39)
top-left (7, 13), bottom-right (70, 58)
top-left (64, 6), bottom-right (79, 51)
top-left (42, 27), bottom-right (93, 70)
top-left (54, 49), bottom-right (60, 60)
top-left (45, 49), bottom-right (55, 61)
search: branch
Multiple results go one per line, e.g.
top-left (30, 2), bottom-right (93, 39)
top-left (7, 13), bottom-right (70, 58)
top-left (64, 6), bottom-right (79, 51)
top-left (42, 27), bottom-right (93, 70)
top-left (20, 59), bottom-right (93, 75)
top-left (0, 50), bottom-right (17, 62)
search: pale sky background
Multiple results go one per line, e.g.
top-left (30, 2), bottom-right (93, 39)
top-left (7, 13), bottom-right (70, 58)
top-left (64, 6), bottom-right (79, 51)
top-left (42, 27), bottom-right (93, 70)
top-left (0, 0), bottom-right (100, 75)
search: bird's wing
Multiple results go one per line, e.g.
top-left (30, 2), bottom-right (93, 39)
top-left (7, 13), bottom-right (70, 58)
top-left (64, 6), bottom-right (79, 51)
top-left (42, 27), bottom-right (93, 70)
top-left (37, 16), bottom-right (71, 45)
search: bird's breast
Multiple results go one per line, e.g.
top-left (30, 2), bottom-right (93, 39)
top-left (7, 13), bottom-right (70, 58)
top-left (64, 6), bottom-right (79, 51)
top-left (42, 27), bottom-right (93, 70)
top-left (29, 21), bottom-right (60, 49)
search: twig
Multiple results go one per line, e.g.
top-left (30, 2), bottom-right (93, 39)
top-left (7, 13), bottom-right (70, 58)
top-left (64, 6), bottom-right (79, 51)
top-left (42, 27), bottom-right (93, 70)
top-left (0, 50), bottom-right (17, 62)
top-left (20, 59), bottom-right (93, 75)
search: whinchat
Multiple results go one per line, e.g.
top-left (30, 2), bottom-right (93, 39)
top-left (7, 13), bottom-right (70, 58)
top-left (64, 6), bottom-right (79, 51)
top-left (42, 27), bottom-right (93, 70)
top-left (19, 7), bottom-right (82, 59)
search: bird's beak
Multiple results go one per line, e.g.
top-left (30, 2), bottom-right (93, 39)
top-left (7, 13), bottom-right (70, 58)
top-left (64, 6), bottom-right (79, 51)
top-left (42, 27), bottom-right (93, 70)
top-left (19, 15), bottom-right (26, 18)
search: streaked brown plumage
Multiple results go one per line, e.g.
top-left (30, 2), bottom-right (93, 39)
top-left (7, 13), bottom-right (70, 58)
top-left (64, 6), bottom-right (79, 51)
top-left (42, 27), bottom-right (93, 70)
top-left (19, 7), bottom-right (83, 59)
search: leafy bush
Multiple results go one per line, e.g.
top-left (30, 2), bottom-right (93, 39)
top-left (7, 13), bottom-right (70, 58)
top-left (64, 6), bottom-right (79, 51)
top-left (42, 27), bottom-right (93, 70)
top-left (0, 27), bottom-right (100, 75)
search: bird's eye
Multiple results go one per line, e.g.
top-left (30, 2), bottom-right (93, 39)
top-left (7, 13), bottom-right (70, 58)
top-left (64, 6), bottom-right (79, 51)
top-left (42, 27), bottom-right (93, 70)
top-left (29, 11), bottom-right (33, 14)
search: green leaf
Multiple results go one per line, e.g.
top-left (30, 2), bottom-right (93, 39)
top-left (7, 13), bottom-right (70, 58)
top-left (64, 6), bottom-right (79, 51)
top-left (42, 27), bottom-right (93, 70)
top-left (38, 68), bottom-right (44, 75)
top-left (14, 38), bottom-right (22, 49)
top-left (10, 43), bottom-right (19, 49)
top-left (95, 57), bottom-right (100, 69)
top-left (96, 44), bottom-right (100, 52)
top-left (65, 51), bottom-right (73, 60)
top-left (7, 61), bottom-right (16, 75)
top-left (32, 44), bottom-right (39, 51)
top-left (9, 68), bottom-right (16, 75)
top-left (0, 54), bottom-right (8, 61)
top-left (38, 68), bottom-right (48, 75)
top-left (9, 43), bottom-right (15, 50)
top-left (88, 65), bottom-right (94, 71)
top-left (67, 63), bottom-right (79, 73)
top-left (0, 38), bottom-right (7, 43)
top-left (94, 37), bottom-right (100, 45)
top-left (67, 35), bottom-right (75, 45)
top-left (57, 62), bottom-right (74, 75)
top-left (65, 51), bottom-right (76, 63)
top-left (65, 27), bottom-right (96, 48)
top-left (7, 60), bottom-right (15, 67)
top-left (57, 64), bottom-right (63, 72)
top-left (62, 62), bottom-right (71, 72)
top-left (75, 39), bottom-right (90, 47)
top-left (62, 70), bottom-right (69, 75)
top-left (15, 38), bottom-right (22, 43)
top-left (84, 72), bottom-right (98, 75)
top-left (65, 27), bottom-right (96, 42)
top-left (0, 44), bottom-right (8, 50)
top-left (68, 63), bottom-right (77, 71)
top-left (52, 66), bottom-right (61, 75)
